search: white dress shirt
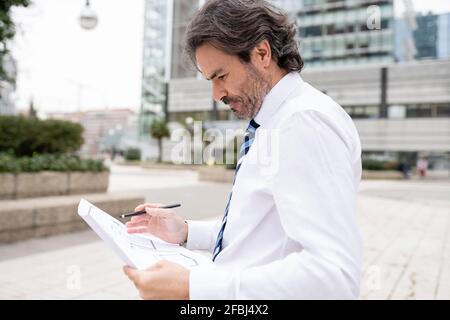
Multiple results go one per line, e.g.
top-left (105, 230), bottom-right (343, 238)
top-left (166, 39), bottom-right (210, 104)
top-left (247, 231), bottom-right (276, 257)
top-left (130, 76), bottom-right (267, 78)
top-left (186, 72), bottom-right (363, 299)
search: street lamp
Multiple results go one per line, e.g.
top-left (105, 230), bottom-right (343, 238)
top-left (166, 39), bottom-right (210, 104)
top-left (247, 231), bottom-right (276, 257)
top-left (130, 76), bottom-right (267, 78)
top-left (185, 117), bottom-right (194, 126)
top-left (79, 0), bottom-right (98, 30)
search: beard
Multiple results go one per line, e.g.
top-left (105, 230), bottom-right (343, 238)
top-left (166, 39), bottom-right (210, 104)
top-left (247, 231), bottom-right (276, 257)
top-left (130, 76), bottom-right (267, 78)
top-left (222, 64), bottom-right (271, 119)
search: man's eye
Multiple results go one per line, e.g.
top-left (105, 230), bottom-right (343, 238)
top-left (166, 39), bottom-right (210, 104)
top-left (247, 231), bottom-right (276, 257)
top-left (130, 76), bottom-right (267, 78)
top-left (218, 74), bottom-right (227, 80)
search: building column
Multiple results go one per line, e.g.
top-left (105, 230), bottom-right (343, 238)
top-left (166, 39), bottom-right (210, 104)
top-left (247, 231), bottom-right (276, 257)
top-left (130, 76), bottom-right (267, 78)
top-left (212, 99), bottom-right (218, 120)
top-left (380, 67), bottom-right (388, 118)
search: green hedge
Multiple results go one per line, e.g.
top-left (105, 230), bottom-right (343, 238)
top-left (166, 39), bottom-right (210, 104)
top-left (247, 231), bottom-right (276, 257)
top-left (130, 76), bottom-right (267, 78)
top-left (362, 159), bottom-right (400, 171)
top-left (124, 148), bottom-right (141, 161)
top-left (0, 115), bottom-right (84, 157)
top-left (0, 153), bottom-right (108, 173)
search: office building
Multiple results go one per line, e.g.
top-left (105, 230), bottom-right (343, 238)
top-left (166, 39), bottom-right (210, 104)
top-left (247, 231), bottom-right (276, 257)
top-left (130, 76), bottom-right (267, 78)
top-left (140, 0), bottom-right (170, 138)
top-left (395, 12), bottom-right (450, 62)
top-left (297, 0), bottom-right (395, 68)
top-left (140, 0), bottom-right (200, 138)
top-left (142, 0), bottom-right (450, 165)
top-left (49, 109), bottom-right (136, 156)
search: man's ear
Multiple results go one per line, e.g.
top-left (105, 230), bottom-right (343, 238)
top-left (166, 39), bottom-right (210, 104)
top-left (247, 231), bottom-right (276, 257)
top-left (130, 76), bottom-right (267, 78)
top-left (252, 39), bottom-right (272, 69)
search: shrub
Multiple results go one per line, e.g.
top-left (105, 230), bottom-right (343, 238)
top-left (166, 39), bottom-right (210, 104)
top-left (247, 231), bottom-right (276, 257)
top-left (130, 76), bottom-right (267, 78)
top-left (362, 159), bottom-right (400, 171)
top-left (362, 159), bottom-right (385, 171)
top-left (124, 148), bottom-right (141, 161)
top-left (0, 152), bottom-right (19, 173)
top-left (0, 115), bottom-right (84, 157)
top-left (0, 153), bottom-right (107, 173)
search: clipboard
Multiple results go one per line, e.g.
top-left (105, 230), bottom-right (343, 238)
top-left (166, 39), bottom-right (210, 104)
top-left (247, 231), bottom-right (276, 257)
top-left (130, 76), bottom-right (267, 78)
top-left (77, 198), bottom-right (212, 270)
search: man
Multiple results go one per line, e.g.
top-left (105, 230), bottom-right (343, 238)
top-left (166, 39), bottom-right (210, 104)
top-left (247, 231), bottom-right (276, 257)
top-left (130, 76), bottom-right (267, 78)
top-left (123, 0), bottom-right (362, 299)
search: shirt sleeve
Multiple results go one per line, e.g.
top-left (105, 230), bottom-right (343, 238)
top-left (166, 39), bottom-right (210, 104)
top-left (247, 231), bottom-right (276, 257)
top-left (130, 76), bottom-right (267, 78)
top-left (185, 219), bottom-right (221, 252)
top-left (189, 109), bottom-right (362, 299)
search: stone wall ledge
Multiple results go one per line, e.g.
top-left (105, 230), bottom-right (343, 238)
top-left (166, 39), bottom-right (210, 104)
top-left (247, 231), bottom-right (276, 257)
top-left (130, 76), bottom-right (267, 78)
top-left (0, 192), bottom-right (144, 244)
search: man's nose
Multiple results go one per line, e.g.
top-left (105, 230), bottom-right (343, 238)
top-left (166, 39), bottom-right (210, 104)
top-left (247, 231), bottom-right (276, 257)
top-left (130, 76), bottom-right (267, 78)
top-left (211, 81), bottom-right (227, 102)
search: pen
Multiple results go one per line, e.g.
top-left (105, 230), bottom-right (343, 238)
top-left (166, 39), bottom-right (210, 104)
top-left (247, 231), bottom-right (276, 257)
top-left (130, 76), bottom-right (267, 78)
top-left (119, 203), bottom-right (181, 219)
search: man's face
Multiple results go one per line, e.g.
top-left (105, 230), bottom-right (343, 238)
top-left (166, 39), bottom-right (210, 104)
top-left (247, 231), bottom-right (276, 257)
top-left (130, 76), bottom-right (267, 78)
top-left (195, 43), bottom-right (271, 119)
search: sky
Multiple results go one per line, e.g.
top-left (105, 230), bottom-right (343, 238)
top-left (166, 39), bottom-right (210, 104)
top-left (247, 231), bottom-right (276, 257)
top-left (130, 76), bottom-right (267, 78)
top-left (11, 0), bottom-right (144, 115)
top-left (394, 0), bottom-right (450, 16)
top-left (9, 0), bottom-right (450, 115)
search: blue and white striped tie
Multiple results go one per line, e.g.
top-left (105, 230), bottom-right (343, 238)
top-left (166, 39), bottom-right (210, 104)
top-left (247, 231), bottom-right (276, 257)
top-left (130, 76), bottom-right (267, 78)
top-left (212, 119), bottom-right (260, 261)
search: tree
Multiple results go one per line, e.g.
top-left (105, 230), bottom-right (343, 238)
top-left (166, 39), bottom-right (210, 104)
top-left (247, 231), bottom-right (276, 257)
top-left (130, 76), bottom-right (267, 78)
top-left (0, 0), bottom-right (30, 84)
top-left (0, 115), bottom-right (84, 157)
top-left (28, 97), bottom-right (36, 117)
top-left (149, 118), bottom-right (170, 163)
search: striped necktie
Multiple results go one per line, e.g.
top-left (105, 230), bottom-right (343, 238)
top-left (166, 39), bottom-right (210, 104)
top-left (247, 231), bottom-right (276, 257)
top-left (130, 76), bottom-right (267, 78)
top-left (212, 118), bottom-right (260, 261)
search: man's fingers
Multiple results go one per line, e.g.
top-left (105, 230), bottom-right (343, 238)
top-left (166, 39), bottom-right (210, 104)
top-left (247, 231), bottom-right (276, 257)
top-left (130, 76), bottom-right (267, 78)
top-left (134, 204), bottom-right (145, 212)
top-left (123, 266), bottom-right (140, 284)
top-left (126, 220), bottom-right (150, 229)
top-left (130, 208), bottom-right (171, 221)
top-left (144, 207), bottom-right (173, 218)
top-left (130, 215), bottom-right (152, 223)
top-left (127, 227), bottom-right (149, 234)
top-left (134, 203), bottom-right (164, 212)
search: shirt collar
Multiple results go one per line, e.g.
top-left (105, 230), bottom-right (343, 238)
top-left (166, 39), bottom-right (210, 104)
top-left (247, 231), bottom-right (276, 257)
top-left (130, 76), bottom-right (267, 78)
top-left (254, 72), bottom-right (303, 127)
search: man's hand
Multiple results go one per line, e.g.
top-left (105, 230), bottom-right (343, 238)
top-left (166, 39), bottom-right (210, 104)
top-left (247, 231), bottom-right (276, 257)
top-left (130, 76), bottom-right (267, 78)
top-left (123, 260), bottom-right (190, 300)
top-left (126, 203), bottom-right (188, 245)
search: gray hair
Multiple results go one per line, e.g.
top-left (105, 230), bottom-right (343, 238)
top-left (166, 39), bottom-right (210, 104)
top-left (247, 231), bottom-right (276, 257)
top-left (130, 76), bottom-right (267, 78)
top-left (184, 0), bottom-right (303, 72)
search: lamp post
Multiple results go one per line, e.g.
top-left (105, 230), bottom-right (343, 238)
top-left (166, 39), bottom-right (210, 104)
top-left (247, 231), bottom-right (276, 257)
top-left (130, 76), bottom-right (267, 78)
top-left (79, 0), bottom-right (98, 30)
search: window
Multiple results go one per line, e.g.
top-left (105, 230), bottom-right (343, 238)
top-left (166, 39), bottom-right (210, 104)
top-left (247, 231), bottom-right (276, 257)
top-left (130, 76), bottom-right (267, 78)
top-left (304, 25), bottom-right (322, 37)
top-left (437, 104), bottom-right (450, 117)
top-left (406, 104), bottom-right (432, 118)
top-left (343, 105), bottom-right (379, 119)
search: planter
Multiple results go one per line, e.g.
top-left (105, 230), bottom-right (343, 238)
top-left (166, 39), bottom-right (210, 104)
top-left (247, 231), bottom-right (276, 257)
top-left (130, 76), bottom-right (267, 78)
top-left (0, 173), bottom-right (15, 200)
top-left (140, 162), bottom-right (200, 171)
top-left (0, 171), bottom-right (109, 199)
top-left (69, 171), bottom-right (109, 194)
top-left (0, 193), bottom-right (144, 244)
top-left (199, 168), bottom-right (405, 182)
top-left (16, 171), bottom-right (69, 198)
top-left (362, 170), bottom-right (403, 180)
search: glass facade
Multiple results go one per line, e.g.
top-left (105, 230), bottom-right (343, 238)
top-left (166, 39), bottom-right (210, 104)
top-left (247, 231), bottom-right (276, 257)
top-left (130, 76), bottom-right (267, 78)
top-left (140, 0), bottom-right (202, 137)
top-left (437, 13), bottom-right (450, 59)
top-left (395, 12), bottom-right (450, 62)
top-left (140, 0), bottom-right (169, 138)
top-left (171, 0), bottom-right (199, 79)
top-left (297, 0), bottom-right (395, 68)
top-left (414, 13), bottom-right (438, 59)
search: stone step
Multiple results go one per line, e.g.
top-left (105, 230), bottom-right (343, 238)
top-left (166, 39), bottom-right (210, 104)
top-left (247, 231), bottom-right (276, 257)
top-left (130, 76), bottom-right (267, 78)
top-left (0, 192), bottom-right (144, 244)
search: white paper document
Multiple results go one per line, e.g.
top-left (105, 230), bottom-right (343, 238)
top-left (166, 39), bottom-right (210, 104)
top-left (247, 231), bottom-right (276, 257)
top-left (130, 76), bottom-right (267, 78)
top-left (77, 198), bottom-right (212, 270)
